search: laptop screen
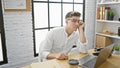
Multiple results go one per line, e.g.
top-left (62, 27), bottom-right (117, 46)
top-left (94, 48), bottom-right (112, 68)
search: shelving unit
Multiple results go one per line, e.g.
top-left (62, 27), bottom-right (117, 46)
top-left (96, 33), bottom-right (120, 39)
top-left (95, 0), bottom-right (120, 47)
top-left (97, 2), bottom-right (120, 5)
top-left (97, 20), bottom-right (120, 24)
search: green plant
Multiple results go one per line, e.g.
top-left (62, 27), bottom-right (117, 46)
top-left (108, 10), bottom-right (115, 17)
top-left (114, 45), bottom-right (120, 51)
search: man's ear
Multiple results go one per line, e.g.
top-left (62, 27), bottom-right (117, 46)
top-left (65, 19), bottom-right (68, 25)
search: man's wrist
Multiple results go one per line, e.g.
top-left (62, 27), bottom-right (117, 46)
top-left (78, 28), bottom-right (83, 32)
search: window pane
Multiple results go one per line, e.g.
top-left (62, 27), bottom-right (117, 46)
top-left (34, 0), bottom-right (47, 1)
top-left (49, 0), bottom-right (61, 2)
top-left (0, 34), bottom-right (3, 61)
top-left (74, 4), bottom-right (83, 20)
top-left (33, 0), bottom-right (85, 56)
top-left (50, 3), bottom-right (61, 27)
top-left (74, 0), bottom-right (83, 3)
top-left (63, 0), bottom-right (73, 2)
top-left (34, 3), bottom-right (48, 28)
top-left (63, 4), bottom-right (73, 26)
top-left (35, 29), bottom-right (48, 53)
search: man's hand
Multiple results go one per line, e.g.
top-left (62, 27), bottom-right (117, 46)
top-left (55, 53), bottom-right (68, 60)
top-left (47, 53), bottom-right (68, 60)
top-left (78, 21), bottom-right (85, 30)
top-left (77, 21), bottom-right (86, 43)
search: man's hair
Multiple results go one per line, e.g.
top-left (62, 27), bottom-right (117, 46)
top-left (65, 11), bottom-right (81, 19)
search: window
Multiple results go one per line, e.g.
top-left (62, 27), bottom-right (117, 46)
top-left (0, 0), bottom-right (8, 65)
top-left (32, 0), bottom-right (85, 56)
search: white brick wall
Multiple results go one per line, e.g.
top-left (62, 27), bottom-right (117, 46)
top-left (1, 0), bottom-right (119, 68)
top-left (0, 11), bottom-right (38, 68)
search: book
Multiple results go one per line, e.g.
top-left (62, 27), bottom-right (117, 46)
top-left (100, 7), bottom-right (103, 20)
top-left (97, 7), bottom-right (100, 20)
top-left (102, 7), bottom-right (105, 20)
top-left (104, 7), bottom-right (110, 20)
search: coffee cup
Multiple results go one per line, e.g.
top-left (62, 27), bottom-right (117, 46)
top-left (68, 59), bottom-right (79, 68)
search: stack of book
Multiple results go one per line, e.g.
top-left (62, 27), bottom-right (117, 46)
top-left (97, 7), bottom-right (111, 20)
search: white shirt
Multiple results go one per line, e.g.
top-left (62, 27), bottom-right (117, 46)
top-left (39, 27), bottom-right (87, 61)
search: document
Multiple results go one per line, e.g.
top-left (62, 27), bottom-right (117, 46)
top-left (30, 59), bottom-right (61, 68)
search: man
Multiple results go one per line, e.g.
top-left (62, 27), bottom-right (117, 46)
top-left (39, 11), bottom-right (87, 61)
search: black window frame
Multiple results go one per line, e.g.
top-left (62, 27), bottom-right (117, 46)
top-left (0, 0), bottom-right (8, 65)
top-left (32, 0), bottom-right (86, 56)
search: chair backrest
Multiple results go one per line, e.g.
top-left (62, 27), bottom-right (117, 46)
top-left (38, 41), bottom-right (44, 62)
top-left (94, 48), bottom-right (111, 68)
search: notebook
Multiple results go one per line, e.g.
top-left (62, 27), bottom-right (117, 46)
top-left (30, 59), bottom-right (61, 68)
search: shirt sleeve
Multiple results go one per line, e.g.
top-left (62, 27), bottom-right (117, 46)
top-left (39, 31), bottom-right (54, 60)
top-left (75, 31), bottom-right (88, 53)
top-left (68, 39), bottom-right (88, 55)
top-left (76, 39), bottom-right (88, 53)
top-left (79, 39), bottom-right (88, 46)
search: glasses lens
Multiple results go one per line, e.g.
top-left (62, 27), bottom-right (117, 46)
top-left (67, 18), bottom-right (81, 23)
top-left (71, 19), bottom-right (80, 23)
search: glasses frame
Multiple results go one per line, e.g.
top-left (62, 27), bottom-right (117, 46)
top-left (67, 18), bottom-right (83, 23)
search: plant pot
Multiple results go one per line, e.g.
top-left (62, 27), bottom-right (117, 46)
top-left (108, 16), bottom-right (114, 20)
top-left (113, 50), bottom-right (120, 55)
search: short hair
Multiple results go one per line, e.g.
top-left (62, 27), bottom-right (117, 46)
top-left (65, 11), bottom-right (81, 19)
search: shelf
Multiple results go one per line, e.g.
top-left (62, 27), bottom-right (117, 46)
top-left (95, 0), bottom-right (120, 48)
top-left (96, 33), bottom-right (120, 39)
top-left (97, 2), bottom-right (120, 5)
top-left (97, 20), bottom-right (120, 24)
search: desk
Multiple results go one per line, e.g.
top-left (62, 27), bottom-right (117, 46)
top-left (22, 50), bottom-right (120, 68)
top-left (98, 54), bottom-right (120, 68)
top-left (22, 53), bottom-right (88, 68)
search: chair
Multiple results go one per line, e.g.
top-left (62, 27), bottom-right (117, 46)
top-left (38, 41), bottom-right (44, 62)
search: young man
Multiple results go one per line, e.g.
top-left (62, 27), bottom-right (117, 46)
top-left (39, 11), bottom-right (87, 61)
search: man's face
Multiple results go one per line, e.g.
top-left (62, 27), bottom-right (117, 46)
top-left (66, 16), bottom-right (81, 31)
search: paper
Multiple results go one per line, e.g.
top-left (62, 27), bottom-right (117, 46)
top-left (30, 60), bottom-right (61, 68)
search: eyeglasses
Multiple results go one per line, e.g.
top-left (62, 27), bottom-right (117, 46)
top-left (67, 18), bottom-right (82, 23)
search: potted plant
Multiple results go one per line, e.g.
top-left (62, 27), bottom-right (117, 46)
top-left (108, 10), bottom-right (115, 20)
top-left (113, 45), bottom-right (120, 55)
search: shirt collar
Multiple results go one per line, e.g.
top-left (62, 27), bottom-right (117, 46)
top-left (63, 27), bottom-right (76, 38)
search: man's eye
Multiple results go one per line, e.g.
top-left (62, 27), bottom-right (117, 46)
top-left (72, 19), bottom-right (77, 22)
top-left (72, 19), bottom-right (80, 22)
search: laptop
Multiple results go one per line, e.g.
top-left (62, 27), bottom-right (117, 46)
top-left (78, 47), bottom-right (113, 68)
top-left (78, 54), bottom-right (96, 65)
top-left (78, 54), bottom-right (96, 68)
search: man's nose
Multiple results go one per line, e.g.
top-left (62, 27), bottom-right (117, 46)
top-left (75, 21), bottom-right (79, 25)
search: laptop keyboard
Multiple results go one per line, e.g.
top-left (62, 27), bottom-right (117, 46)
top-left (78, 54), bottom-right (96, 66)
